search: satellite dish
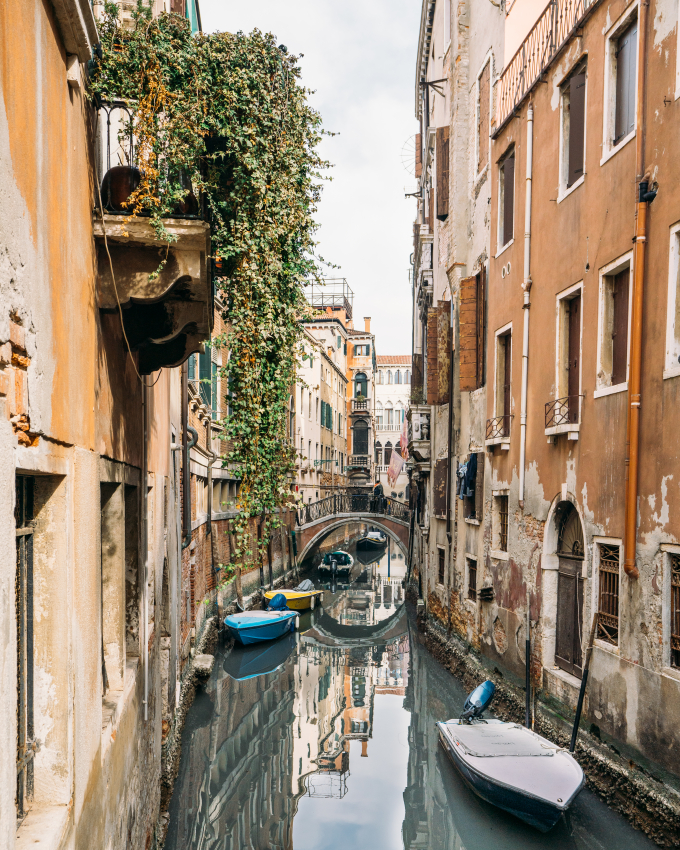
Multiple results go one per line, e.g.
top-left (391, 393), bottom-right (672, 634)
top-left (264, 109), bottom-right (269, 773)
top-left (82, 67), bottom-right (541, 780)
top-left (400, 135), bottom-right (417, 176)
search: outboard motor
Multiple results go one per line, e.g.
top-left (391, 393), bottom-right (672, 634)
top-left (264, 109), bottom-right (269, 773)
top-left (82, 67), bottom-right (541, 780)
top-left (331, 558), bottom-right (337, 576)
top-left (267, 593), bottom-right (289, 611)
top-left (461, 680), bottom-right (495, 723)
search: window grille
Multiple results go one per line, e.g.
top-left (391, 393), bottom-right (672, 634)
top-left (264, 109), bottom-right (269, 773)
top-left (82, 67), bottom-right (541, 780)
top-left (671, 554), bottom-right (680, 668)
top-left (498, 495), bottom-right (509, 552)
top-left (597, 544), bottom-right (620, 645)
top-left (467, 558), bottom-right (477, 602)
top-left (15, 475), bottom-right (35, 825)
top-left (438, 548), bottom-right (445, 585)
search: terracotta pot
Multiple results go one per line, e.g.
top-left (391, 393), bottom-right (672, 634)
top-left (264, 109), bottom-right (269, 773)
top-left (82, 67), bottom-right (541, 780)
top-left (101, 165), bottom-right (141, 213)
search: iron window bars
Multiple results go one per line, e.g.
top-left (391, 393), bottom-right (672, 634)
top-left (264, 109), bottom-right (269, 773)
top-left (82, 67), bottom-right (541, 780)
top-left (467, 559), bottom-right (477, 602)
top-left (498, 495), bottom-right (509, 552)
top-left (597, 544), bottom-right (620, 645)
top-left (486, 414), bottom-right (511, 439)
top-left (545, 395), bottom-right (582, 428)
top-left (672, 554), bottom-right (680, 667)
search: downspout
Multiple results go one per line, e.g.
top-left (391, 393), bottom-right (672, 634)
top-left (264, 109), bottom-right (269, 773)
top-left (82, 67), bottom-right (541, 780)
top-left (445, 296), bottom-right (455, 544)
top-left (142, 379), bottom-right (149, 721)
top-left (624, 0), bottom-right (650, 579)
top-left (518, 103), bottom-right (534, 511)
top-left (181, 362), bottom-right (198, 550)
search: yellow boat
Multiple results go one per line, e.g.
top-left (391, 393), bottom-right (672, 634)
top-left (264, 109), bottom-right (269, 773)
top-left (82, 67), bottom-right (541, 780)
top-left (263, 587), bottom-right (323, 611)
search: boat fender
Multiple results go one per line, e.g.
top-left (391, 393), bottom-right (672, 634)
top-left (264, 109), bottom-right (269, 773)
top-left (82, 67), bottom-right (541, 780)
top-left (310, 595), bottom-right (315, 610)
top-left (294, 615), bottom-right (300, 631)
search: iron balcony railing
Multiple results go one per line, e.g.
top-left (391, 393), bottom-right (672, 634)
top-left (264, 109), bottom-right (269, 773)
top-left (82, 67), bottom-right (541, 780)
top-left (296, 494), bottom-right (410, 526)
top-left (352, 398), bottom-right (369, 412)
top-left (348, 455), bottom-right (371, 470)
top-left (486, 415), bottom-right (511, 440)
top-left (545, 395), bottom-right (581, 428)
top-left (495, 0), bottom-right (595, 132)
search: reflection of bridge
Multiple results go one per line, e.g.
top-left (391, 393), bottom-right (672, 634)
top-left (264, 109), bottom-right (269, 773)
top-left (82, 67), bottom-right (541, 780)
top-left (296, 495), bottom-right (411, 562)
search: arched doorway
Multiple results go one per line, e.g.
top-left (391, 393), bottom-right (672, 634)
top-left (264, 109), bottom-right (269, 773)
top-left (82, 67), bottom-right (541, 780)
top-left (554, 502), bottom-right (585, 677)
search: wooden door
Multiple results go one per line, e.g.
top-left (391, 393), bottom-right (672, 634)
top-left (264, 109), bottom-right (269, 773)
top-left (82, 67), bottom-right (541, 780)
top-left (567, 294), bottom-right (581, 422)
top-left (555, 556), bottom-right (584, 677)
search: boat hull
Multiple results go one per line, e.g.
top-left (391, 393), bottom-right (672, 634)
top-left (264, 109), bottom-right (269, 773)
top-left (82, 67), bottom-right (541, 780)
top-left (263, 589), bottom-right (323, 611)
top-left (357, 538), bottom-right (386, 551)
top-left (225, 611), bottom-right (298, 645)
top-left (437, 723), bottom-right (583, 832)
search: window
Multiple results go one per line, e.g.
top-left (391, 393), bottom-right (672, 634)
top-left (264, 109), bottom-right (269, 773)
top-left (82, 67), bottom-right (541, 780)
top-left (436, 126), bottom-right (449, 221)
top-left (664, 223), bottom-right (680, 378)
top-left (16, 475), bottom-right (35, 823)
top-left (376, 402), bottom-right (383, 427)
top-left (405, 370), bottom-right (411, 384)
top-left (300, 436), bottom-right (304, 457)
top-left (561, 62), bottom-right (586, 191)
top-left (353, 419), bottom-right (369, 455)
top-left (597, 256), bottom-right (632, 392)
top-left (495, 329), bottom-right (512, 436)
top-left (671, 553), bottom-right (680, 667)
top-left (438, 547), bottom-right (445, 585)
top-left (467, 557), bottom-right (477, 602)
top-left (463, 452), bottom-right (485, 521)
top-left (355, 372), bottom-right (367, 397)
top-left (198, 346), bottom-right (212, 409)
top-left (378, 370), bottom-right (383, 384)
top-left (555, 286), bottom-right (582, 423)
top-left (337, 335), bottom-right (341, 349)
top-left (308, 440), bottom-right (311, 462)
top-left (459, 268), bottom-right (487, 391)
top-left (308, 391), bottom-right (312, 419)
top-left (614, 19), bottom-right (637, 144)
top-left (386, 403), bottom-right (394, 427)
top-left (315, 397), bottom-right (319, 422)
top-left (596, 543), bottom-right (620, 646)
top-left (498, 149), bottom-right (515, 249)
top-left (496, 494), bottom-right (509, 552)
top-left (477, 59), bottom-right (491, 174)
top-left (354, 344), bottom-right (370, 356)
top-left (375, 441), bottom-right (382, 464)
top-left (395, 370), bottom-right (401, 384)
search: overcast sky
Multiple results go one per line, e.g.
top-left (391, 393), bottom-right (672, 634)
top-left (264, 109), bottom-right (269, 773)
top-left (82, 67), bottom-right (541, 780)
top-left (200, 0), bottom-right (420, 354)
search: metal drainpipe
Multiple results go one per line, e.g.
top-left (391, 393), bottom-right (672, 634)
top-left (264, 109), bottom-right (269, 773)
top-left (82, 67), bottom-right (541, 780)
top-left (624, 0), bottom-right (650, 580)
top-left (445, 296), bottom-right (455, 544)
top-left (519, 103), bottom-right (534, 511)
top-left (142, 378), bottom-right (149, 721)
top-left (181, 362), bottom-right (198, 550)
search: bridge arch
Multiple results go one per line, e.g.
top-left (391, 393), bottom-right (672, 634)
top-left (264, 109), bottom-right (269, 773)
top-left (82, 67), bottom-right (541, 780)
top-left (297, 514), bottom-right (409, 564)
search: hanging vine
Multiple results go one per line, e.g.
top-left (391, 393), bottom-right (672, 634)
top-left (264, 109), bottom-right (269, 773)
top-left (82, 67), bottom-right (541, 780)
top-left (90, 2), bottom-right (328, 577)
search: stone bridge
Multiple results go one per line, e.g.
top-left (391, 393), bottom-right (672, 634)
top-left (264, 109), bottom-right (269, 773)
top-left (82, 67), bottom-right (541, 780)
top-left (295, 495), bottom-right (411, 562)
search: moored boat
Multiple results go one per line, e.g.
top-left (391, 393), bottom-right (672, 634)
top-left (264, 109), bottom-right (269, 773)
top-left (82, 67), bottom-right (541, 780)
top-left (263, 579), bottom-right (323, 611)
top-left (437, 681), bottom-right (585, 832)
top-left (357, 530), bottom-right (387, 550)
top-left (224, 609), bottom-right (298, 646)
top-left (223, 630), bottom-right (298, 680)
top-left (318, 550), bottom-right (353, 577)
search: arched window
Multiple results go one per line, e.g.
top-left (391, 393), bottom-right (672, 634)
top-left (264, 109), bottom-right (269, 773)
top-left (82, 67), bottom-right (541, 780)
top-left (384, 441), bottom-right (393, 465)
top-left (374, 441), bottom-right (382, 464)
top-left (405, 369), bottom-right (411, 384)
top-left (386, 402), bottom-right (394, 426)
top-left (395, 370), bottom-right (401, 384)
top-left (378, 370), bottom-right (383, 384)
top-left (396, 401), bottom-right (404, 424)
top-left (354, 372), bottom-right (367, 398)
top-left (376, 401), bottom-right (383, 427)
top-left (387, 370), bottom-right (393, 384)
top-left (353, 419), bottom-right (369, 455)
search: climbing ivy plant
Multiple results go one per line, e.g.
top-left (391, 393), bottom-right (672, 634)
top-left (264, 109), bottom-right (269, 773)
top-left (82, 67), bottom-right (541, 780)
top-left (90, 2), bottom-right (327, 578)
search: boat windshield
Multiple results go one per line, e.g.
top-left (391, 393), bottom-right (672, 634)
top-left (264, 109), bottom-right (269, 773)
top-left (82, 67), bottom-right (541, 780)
top-left (323, 552), bottom-right (351, 565)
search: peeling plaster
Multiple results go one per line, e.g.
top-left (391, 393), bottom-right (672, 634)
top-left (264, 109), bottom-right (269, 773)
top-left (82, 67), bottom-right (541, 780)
top-left (653, 0), bottom-right (677, 50)
top-left (651, 475), bottom-right (672, 528)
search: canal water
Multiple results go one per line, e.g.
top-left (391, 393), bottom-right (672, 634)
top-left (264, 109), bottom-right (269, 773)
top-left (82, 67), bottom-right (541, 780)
top-left (165, 536), bottom-right (658, 850)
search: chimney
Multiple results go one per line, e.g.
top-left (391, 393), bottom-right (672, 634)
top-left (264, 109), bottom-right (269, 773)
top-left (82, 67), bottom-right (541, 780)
top-left (361, 740), bottom-right (368, 757)
top-left (364, 317), bottom-right (371, 333)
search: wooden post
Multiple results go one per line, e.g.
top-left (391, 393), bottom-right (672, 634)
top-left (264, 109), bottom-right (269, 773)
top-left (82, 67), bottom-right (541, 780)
top-left (570, 612), bottom-right (599, 753)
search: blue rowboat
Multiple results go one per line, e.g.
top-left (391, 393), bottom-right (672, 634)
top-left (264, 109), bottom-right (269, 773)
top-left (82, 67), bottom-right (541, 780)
top-left (224, 610), bottom-right (299, 645)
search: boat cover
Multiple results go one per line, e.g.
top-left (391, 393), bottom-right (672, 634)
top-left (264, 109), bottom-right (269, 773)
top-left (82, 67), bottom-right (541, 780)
top-left (294, 579), bottom-right (315, 592)
top-left (443, 722), bottom-right (560, 758)
top-left (267, 593), bottom-right (289, 611)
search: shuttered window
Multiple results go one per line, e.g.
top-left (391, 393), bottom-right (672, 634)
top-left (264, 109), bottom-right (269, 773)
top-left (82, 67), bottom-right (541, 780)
top-left (478, 61), bottom-right (490, 173)
top-left (428, 187), bottom-right (434, 232)
top-left (567, 68), bottom-right (586, 188)
top-left (611, 269), bottom-right (630, 386)
top-left (436, 126), bottom-right (449, 220)
top-left (500, 151), bottom-right (515, 247)
top-left (433, 458), bottom-right (448, 517)
top-left (199, 346), bottom-right (211, 408)
top-left (614, 19), bottom-right (637, 145)
top-left (415, 132), bottom-right (422, 179)
top-left (438, 547), bottom-right (446, 585)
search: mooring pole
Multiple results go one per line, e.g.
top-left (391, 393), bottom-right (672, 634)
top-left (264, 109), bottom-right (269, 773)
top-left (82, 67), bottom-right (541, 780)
top-left (570, 612), bottom-right (599, 753)
top-left (525, 589), bottom-right (531, 729)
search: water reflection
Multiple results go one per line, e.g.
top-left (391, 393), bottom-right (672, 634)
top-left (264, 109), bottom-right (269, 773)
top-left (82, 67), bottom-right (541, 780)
top-left (165, 591), bottom-right (656, 850)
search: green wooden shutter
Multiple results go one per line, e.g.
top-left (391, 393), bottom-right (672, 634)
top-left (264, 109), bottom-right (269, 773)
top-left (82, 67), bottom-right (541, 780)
top-left (187, 353), bottom-right (195, 380)
top-left (211, 361), bottom-right (217, 419)
top-left (199, 346), bottom-right (211, 408)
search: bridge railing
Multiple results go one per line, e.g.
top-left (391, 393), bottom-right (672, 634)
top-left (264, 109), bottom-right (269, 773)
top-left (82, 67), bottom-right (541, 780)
top-left (296, 494), bottom-right (410, 526)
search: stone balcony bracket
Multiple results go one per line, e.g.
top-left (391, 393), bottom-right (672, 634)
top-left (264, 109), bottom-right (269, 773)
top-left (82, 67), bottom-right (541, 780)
top-left (94, 214), bottom-right (213, 374)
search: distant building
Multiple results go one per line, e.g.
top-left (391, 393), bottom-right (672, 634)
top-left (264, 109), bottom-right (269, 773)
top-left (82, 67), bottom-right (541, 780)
top-left (375, 355), bottom-right (411, 502)
top-left (346, 317), bottom-right (377, 494)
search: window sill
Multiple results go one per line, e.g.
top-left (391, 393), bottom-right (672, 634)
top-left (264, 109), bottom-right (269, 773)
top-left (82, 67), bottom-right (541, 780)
top-left (594, 638), bottom-right (619, 656)
top-left (557, 174), bottom-right (585, 203)
top-left (16, 804), bottom-right (70, 850)
top-left (464, 517), bottom-right (481, 526)
top-left (494, 238), bottom-right (514, 260)
top-left (661, 666), bottom-right (680, 684)
top-left (546, 665), bottom-right (581, 691)
top-left (545, 422), bottom-right (580, 441)
top-left (663, 365), bottom-right (680, 380)
top-left (102, 659), bottom-right (139, 759)
top-left (600, 129), bottom-right (635, 167)
top-left (593, 382), bottom-right (627, 399)
top-left (485, 436), bottom-right (510, 449)
top-left (490, 549), bottom-right (508, 561)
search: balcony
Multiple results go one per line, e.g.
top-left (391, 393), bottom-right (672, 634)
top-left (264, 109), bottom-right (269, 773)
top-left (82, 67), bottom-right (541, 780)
top-left (347, 455), bottom-right (372, 477)
top-left (485, 415), bottom-right (511, 450)
top-left (93, 102), bottom-right (212, 374)
top-left (494, 0), bottom-right (595, 133)
top-left (545, 395), bottom-right (580, 441)
top-left (352, 398), bottom-right (369, 413)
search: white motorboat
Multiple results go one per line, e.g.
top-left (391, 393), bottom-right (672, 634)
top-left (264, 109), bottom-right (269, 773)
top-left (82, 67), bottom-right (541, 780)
top-left (437, 681), bottom-right (585, 832)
